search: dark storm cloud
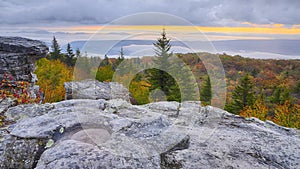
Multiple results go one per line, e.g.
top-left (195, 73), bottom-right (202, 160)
top-left (0, 0), bottom-right (299, 26)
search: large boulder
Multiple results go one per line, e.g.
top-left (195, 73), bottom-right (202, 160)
top-left (0, 36), bottom-right (48, 102)
top-left (0, 36), bottom-right (48, 83)
top-left (0, 98), bottom-right (299, 169)
top-left (64, 79), bottom-right (137, 104)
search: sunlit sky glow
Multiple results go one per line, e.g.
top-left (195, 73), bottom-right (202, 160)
top-left (43, 25), bottom-right (300, 35)
top-left (1, 0), bottom-right (300, 42)
top-left (30, 25), bottom-right (300, 43)
top-left (1, 0), bottom-right (300, 59)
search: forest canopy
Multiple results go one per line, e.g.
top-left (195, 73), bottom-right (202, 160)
top-left (31, 35), bottom-right (300, 130)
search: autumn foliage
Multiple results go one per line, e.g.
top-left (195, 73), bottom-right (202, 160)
top-left (273, 101), bottom-right (300, 129)
top-left (240, 98), bottom-right (270, 121)
top-left (0, 73), bottom-right (41, 104)
top-left (35, 58), bottom-right (72, 103)
top-left (31, 36), bottom-right (300, 130)
top-left (0, 73), bottom-right (43, 127)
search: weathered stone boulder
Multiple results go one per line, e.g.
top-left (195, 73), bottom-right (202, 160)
top-left (0, 98), bottom-right (299, 169)
top-left (0, 36), bottom-right (48, 83)
top-left (64, 79), bottom-right (137, 104)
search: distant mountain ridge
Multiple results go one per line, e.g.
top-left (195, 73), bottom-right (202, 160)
top-left (47, 39), bottom-right (300, 59)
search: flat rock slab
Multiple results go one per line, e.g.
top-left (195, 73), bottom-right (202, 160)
top-left (36, 139), bottom-right (162, 169)
top-left (64, 79), bottom-right (136, 104)
top-left (70, 128), bottom-right (111, 145)
top-left (0, 36), bottom-right (48, 56)
top-left (0, 99), bottom-right (299, 169)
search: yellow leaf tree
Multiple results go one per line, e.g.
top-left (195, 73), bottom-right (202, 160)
top-left (240, 98), bottom-right (270, 121)
top-left (129, 80), bottom-right (151, 105)
top-left (35, 58), bottom-right (72, 103)
top-left (273, 101), bottom-right (300, 129)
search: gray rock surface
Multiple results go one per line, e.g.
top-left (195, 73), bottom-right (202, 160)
top-left (64, 79), bottom-right (137, 104)
top-left (5, 103), bottom-right (54, 122)
top-left (0, 97), bottom-right (299, 169)
top-left (0, 36), bottom-right (48, 102)
top-left (0, 36), bottom-right (48, 83)
top-left (0, 98), bottom-right (17, 114)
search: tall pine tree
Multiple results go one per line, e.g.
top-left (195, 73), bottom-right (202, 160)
top-left (148, 29), bottom-right (180, 101)
top-left (100, 54), bottom-right (110, 67)
top-left (119, 47), bottom-right (125, 61)
top-left (114, 47), bottom-right (125, 70)
top-left (270, 85), bottom-right (292, 105)
top-left (200, 76), bottom-right (212, 105)
top-left (50, 36), bottom-right (61, 60)
top-left (225, 74), bottom-right (255, 114)
top-left (66, 43), bottom-right (75, 66)
top-left (75, 48), bottom-right (81, 58)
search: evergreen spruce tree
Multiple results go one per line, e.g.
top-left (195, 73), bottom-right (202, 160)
top-left (270, 85), bottom-right (292, 105)
top-left (225, 74), bottom-right (255, 114)
top-left (50, 36), bottom-right (61, 60)
top-left (75, 48), bottom-right (81, 58)
top-left (169, 54), bottom-right (198, 101)
top-left (66, 43), bottom-right (75, 66)
top-left (119, 47), bottom-right (125, 61)
top-left (114, 47), bottom-right (125, 70)
top-left (200, 76), bottom-right (212, 105)
top-left (100, 55), bottom-right (110, 67)
top-left (148, 29), bottom-right (180, 101)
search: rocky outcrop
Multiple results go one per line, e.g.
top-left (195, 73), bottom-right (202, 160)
top-left (0, 37), bottom-right (48, 102)
top-left (0, 97), bottom-right (299, 169)
top-left (64, 79), bottom-right (137, 104)
top-left (0, 36), bottom-right (48, 83)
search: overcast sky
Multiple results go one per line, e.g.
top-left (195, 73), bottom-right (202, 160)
top-left (1, 0), bottom-right (300, 60)
top-left (1, 0), bottom-right (300, 27)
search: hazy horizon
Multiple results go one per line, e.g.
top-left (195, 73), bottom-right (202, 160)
top-left (1, 0), bottom-right (300, 59)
